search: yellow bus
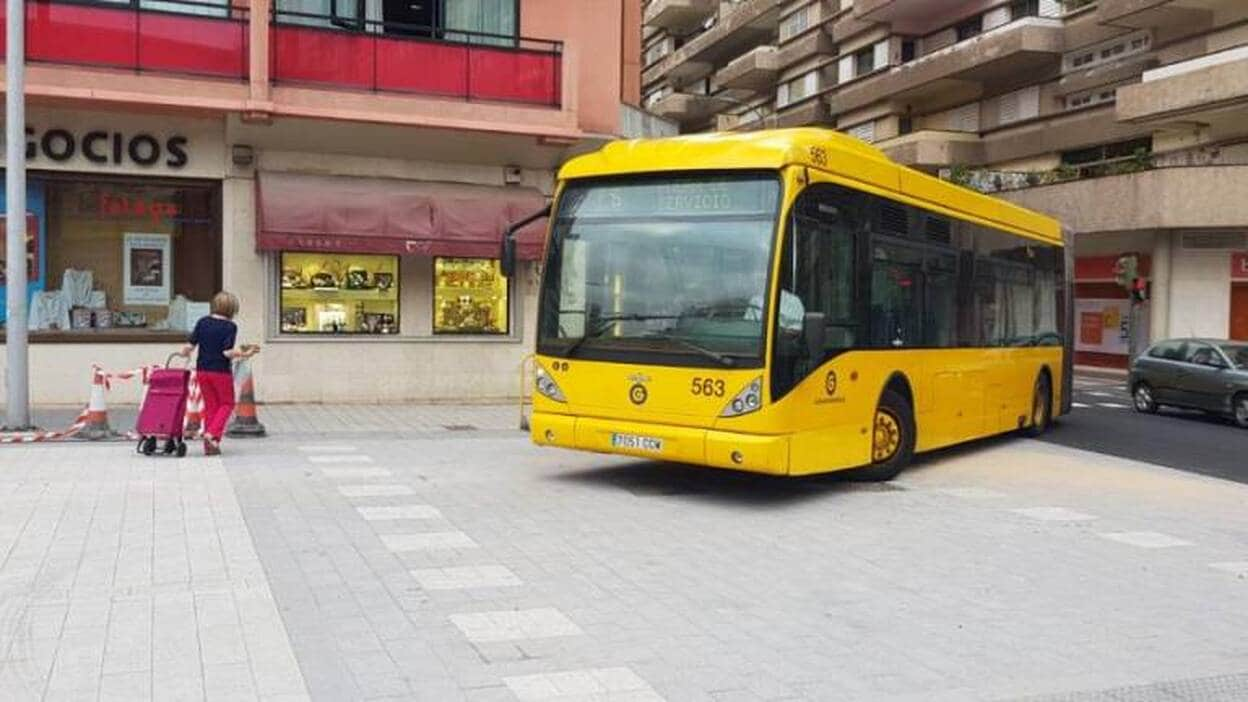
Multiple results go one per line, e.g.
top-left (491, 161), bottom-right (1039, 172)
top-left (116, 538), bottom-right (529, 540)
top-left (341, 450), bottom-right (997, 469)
top-left (502, 128), bottom-right (1072, 480)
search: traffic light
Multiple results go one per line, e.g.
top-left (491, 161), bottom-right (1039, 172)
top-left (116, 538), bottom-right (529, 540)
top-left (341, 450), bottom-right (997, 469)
top-left (1132, 277), bottom-right (1148, 303)
top-left (1113, 254), bottom-right (1138, 290)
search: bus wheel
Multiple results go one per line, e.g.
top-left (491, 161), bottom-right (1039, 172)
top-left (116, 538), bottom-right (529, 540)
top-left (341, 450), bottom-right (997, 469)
top-left (1024, 373), bottom-right (1052, 437)
top-left (849, 389), bottom-right (915, 482)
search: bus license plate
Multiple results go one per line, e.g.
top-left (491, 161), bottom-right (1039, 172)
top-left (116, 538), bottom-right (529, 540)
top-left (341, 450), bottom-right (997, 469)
top-left (611, 433), bottom-right (663, 452)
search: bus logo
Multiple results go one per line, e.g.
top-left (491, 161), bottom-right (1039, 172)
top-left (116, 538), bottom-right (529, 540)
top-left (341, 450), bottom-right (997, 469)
top-left (825, 371), bottom-right (838, 396)
top-left (629, 383), bottom-right (649, 405)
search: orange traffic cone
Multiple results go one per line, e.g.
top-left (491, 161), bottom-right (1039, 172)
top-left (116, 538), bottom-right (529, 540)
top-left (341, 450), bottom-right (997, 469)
top-left (80, 368), bottom-right (114, 440)
top-left (183, 372), bottom-right (202, 439)
top-left (226, 359), bottom-right (266, 438)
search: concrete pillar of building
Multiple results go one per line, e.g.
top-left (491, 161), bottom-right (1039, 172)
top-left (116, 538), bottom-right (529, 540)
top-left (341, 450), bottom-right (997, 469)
top-left (1150, 230), bottom-right (1172, 341)
top-left (248, 0), bottom-right (271, 104)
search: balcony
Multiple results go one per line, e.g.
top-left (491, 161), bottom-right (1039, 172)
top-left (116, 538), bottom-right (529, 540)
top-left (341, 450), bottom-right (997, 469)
top-left (1, 0), bottom-right (249, 79)
top-left (270, 11), bottom-right (562, 107)
top-left (998, 164), bottom-right (1248, 234)
top-left (644, 0), bottom-right (716, 34)
top-left (773, 97), bottom-right (830, 128)
top-left (649, 91), bottom-right (735, 123)
top-left (712, 45), bottom-right (779, 93)
top-left (1095, 0), bottom-right (1217, 30)
top-left (1116, 46), bottom-right (1248, 126)
top-left (643, 0), bottom-right (783, 86)
top-left (776, 27), bottom-right (835, 68)
top-left (877, 130), bottom-right (984, 170)
top-left (836, 18), bottom-right (1063, 114)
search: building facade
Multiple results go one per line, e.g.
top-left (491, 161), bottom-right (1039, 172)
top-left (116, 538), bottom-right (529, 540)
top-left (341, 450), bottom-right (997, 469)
top-left (642, 0), bottom-right (1248, 367)
top-left (1, 0), bottom-right (646, 404)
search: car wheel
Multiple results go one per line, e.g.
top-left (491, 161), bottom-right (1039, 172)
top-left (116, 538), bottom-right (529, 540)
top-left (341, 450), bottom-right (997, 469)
top-left (1024, 373), bottom-right (1052, 437)
top-left (1234, 393), bottom-right (1248, 429)
top-left (1133, 382), bottom-right (1158, 414)
top-left (846, 389), bottom-right (915, 482)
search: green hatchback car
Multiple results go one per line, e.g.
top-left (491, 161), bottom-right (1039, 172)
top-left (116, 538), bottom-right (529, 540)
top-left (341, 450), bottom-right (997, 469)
top-left (1129, 339), bottom-right (1248, 427)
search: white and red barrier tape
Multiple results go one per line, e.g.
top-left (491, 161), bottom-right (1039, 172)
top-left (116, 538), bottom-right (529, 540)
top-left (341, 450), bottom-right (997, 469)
top-left (0, 362), bottom-right (168, 444)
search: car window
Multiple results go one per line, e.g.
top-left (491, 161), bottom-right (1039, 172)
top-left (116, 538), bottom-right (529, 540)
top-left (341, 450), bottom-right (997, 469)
top-left (1148, 341), bottom-right (1182, 360)
top-left (1185, 343), bottom-right (1221, 367)
top-left (1218, 343), bottom-right (1248, 369)
top-left (1143, 339), bottom-right (1173, 357)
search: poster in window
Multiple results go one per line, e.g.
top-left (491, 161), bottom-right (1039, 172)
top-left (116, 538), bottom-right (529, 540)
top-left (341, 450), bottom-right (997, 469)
top-left (1074, 299), bottom-right (1146, 356)
top-left (123, 233), bottom-right (172, 305)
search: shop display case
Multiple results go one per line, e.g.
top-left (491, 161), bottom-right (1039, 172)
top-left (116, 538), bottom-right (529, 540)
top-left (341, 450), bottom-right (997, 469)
top-left (279, 252), bottom-right (399, 334)
top-left (433, 257), bottom-right (508, 335)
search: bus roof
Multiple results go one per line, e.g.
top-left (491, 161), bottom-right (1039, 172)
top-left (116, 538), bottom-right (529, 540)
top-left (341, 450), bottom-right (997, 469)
top-left (558, 128), bottom-right (1062, 245)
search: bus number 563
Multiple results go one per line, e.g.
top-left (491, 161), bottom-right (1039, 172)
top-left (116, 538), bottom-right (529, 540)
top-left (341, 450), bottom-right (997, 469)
top-left (691, 378), bottom-right (725, 397)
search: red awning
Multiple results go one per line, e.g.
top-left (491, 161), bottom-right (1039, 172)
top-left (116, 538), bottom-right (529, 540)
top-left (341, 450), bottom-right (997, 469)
top-left (256, 172), bottom-right (549, 260)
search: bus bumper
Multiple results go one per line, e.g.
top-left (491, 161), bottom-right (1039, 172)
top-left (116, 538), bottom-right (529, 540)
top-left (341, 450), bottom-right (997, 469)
top-left (530, 412), bottom-right (791, 476)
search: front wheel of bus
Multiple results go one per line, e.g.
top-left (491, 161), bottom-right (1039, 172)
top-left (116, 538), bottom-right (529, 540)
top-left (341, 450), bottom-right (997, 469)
top-left (849, 389), bottom-right (915, 482)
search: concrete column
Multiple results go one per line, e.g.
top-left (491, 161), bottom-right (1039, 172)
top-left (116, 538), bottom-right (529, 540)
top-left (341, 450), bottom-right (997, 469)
top-left (249, 0), bottom-right (271, 103)
top-left (1150, 230), bottom-right (1171, 341)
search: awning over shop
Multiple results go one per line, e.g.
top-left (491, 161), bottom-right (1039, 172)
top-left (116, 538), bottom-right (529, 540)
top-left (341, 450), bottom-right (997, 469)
top-left (256, 172), bottom-right (549, 260)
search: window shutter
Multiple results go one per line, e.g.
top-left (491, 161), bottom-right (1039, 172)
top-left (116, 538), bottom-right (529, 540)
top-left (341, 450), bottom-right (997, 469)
top-left (847, 121), bottom-right (876, 143)
top-left (873, 41), bottom-right (890, 70)
top-left (984, 8), bottom-right (1010, 30)
top-left (998, 91), bottom-right (1020, 124)
top-left (838, 55), bottom-right (854, 84)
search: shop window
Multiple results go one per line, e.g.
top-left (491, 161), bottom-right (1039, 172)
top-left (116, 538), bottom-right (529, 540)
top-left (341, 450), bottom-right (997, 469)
top-left (433, 257), bottom-right (509, 335)
top-left (18, 176), bottom-right (222, 339)
top-left (279, 252), bottom-right (400, 334)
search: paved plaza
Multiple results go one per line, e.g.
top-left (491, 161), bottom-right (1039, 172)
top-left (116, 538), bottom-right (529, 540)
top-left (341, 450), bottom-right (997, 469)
top-left (2, 404), bottom-right (1248, 701)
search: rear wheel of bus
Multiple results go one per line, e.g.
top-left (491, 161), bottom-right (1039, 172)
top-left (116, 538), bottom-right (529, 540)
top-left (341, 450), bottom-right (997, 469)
top-left (848, 388), bottom-right (915, 482)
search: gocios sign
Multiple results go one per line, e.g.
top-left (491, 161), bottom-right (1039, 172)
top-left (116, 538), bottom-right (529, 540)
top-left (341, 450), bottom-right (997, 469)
top-left (25, 126), bottom-right (189, 169)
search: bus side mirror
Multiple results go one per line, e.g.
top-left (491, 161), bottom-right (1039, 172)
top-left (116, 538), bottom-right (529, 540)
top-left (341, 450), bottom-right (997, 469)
top-left (803, 312), bottom-right (826, 361)
top-left (500, 237), bottom-right (517, 279)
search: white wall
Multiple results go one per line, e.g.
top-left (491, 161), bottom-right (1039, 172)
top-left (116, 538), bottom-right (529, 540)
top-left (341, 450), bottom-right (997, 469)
top-left (1168, 247), bottom-right (1232, 338)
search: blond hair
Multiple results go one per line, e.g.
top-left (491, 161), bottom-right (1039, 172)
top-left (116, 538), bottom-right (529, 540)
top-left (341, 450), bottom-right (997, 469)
top-left (211, 291), bottom-right (240, 319)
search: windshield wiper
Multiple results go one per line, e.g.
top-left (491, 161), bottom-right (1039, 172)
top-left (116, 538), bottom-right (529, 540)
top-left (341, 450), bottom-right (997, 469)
top-left (563, 314), bottom-right (680, 357)
top-left (646, 333), bottom-right (736, 367)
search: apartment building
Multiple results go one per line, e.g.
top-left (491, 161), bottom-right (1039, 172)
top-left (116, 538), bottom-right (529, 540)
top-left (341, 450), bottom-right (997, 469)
top-left (642, 0), bottom-right (1248, 367)
top-left (0, 0), bottom-right (646, 404)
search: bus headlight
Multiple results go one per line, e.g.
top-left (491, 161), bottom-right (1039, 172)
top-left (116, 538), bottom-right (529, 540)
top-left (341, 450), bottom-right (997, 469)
top-left (720, 377), bottom-right (763, 417)
top-left (535, 365), bottom-right (567, 403)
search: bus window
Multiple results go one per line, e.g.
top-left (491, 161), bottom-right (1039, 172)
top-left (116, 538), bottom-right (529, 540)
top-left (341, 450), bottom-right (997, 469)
top-left (771, 184), bottom-right (863, 399)
top-left (870, 242), bottom-right (924, 348)
top-left (925, 251), bottom-right (957, 347)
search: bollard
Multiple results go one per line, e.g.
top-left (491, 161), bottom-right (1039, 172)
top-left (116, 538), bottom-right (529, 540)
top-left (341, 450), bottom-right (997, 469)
top-left (79, 367), bottom-right (114, 440)
top-left (227, 358), bottom-right (267, 438)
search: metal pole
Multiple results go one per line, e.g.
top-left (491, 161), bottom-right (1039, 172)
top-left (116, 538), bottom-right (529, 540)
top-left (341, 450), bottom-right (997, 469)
top-left (5, 0), bottom-right (30, 430)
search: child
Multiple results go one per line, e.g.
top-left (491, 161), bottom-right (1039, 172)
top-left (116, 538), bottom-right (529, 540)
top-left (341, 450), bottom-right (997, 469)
top-left (179, 291), bottom-right (259, 456)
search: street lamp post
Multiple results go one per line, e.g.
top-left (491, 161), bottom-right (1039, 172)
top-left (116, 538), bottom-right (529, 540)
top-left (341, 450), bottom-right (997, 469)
top-left (4, 0), bottom-right (30, 429)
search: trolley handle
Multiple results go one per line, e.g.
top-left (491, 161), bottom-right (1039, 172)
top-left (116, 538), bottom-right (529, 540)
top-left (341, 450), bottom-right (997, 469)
top-left (166, 352), bottom-right (191, 369)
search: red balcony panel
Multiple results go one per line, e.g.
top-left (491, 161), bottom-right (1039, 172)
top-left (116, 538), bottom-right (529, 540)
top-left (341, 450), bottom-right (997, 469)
top-left (25, 2), bottom-right (137, 69)
top-left (271, 24), bottom-right (374, 89)
top-left (374, 38), bottom-right (469, 97)
top-left (6, 0), bottom-right (249, 78)
top-left (137, 12), bottom-right (248, 78)
top-left (468, 47), bottom-right (559, 106)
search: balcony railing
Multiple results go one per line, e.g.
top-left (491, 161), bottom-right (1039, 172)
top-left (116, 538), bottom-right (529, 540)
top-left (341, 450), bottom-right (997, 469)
top-left (270, 10), bottom-right (562, 107)
top-left (2, 0), bottom-right (249, 79)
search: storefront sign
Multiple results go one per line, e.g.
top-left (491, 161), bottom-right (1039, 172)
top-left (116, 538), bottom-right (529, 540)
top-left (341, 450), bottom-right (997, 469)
top-left (98, 192), bottom-right (182, 225)
top-left (1233, 252), bottom-right (1248, 281)
top-left (1075, 254), bottom-right (1151, 282)
top-left (26, 127), bottom-right (189, 169)
top-left (123, 233), bottom-right (172, 306)
top-left (1075, 299), bottom-right (1147, 356)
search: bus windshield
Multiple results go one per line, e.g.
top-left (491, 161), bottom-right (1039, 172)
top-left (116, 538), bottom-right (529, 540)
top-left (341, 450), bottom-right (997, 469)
top-left (538, 173), bottom-right (781, 368)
